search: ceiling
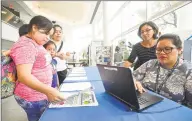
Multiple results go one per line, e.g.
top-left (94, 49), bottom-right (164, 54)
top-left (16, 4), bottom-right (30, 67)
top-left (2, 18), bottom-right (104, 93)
top-left (23, 1), bottom-right (97, 26)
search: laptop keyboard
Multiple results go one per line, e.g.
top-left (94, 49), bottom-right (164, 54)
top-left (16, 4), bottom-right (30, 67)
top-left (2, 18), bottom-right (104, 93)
top-left (138, 96), bottom-right (149, 105)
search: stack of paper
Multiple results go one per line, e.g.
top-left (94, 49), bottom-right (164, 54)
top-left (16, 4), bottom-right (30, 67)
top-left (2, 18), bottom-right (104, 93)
top-left (60, 82), bottom-right (91, 91)
top-left (67, 73), bottom-right (86, 77)
top-left (70, 68), bottom-right (86, 74)
top-left (70, 70), bottom-right (86, 74)
top-left (49, 88), bottom-right (98, 108)
top-left (49, 67), bottom-right (99, 108)
top-left (65, 76), bottom-right (88, 81)
top-left (72, 67), bottom-right (85, 70)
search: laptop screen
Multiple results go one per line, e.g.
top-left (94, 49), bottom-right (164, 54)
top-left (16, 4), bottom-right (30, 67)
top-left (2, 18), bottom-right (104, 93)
top-left (97, 64), bottom-right (139, 109)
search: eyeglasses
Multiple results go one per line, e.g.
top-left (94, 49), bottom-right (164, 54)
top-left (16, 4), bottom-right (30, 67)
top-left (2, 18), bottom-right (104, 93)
top-left (156, 47), bottom-right (177, 54)
top-left (141, 29), bottom-right (153, 35)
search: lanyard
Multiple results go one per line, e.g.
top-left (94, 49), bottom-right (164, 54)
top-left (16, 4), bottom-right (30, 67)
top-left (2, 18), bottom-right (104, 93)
top-left (155, 59), bottom-right (179, 94)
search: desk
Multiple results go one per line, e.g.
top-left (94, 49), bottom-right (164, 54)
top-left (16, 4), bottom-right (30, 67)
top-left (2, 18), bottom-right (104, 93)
top-left (39, 67), bottom-right (192, 121)
top-left (84, 67), bottom-right (102, 81)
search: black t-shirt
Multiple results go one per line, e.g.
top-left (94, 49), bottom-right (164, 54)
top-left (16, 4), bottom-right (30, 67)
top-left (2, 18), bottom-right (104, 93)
top-left (127, 42), bottom-right (157, 70)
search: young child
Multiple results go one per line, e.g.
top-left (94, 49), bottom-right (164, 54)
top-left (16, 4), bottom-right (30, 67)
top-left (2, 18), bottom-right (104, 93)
top-left (43, 41), bottom-right (59, 89)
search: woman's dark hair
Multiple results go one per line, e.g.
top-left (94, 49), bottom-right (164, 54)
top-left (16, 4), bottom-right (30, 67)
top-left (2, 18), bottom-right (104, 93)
top-left (28, 15), bottom-right (53, 34)
top-left (138, 21), bottom-right (159, 39)
top-left (53, 24), bottom-right (62, 30)
top-left (43, 40), bottom-right (57, 50)
top-left (19, 24), bottom-right (28, 36)
top-left (52, 24), bottom-right (63, 35)
top-left (157, 34), bottom-right (182, 49)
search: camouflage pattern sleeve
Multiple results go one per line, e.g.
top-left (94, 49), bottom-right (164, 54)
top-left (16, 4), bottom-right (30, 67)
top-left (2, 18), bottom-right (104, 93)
top-left (185, 70), bottom-right (192, 109)
top-left (133, 59), bottom-right (156, 82)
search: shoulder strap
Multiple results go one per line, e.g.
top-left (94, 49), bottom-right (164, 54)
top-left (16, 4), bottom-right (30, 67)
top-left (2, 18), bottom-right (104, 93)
top-left (57, 41), bottom-right (63, 52)
top-left (186, 69), bottom-right (191, 78)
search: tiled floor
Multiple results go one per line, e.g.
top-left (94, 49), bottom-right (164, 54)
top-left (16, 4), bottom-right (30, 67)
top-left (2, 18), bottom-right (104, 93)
top-left (2, 96), bottom-right (27, 121)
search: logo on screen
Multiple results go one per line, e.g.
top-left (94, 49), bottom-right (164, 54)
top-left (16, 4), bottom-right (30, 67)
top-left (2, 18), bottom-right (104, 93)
top-left (104, 67), bottom-right (118, 71)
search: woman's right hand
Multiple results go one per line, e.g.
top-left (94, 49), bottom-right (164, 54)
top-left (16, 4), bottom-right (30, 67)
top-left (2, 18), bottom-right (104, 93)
top-left (123, 61), bottom-right (132, 68)
top-left (45, 87), bottom-right (65, 103)
top-left (134, 81), bottom-right (146, 94)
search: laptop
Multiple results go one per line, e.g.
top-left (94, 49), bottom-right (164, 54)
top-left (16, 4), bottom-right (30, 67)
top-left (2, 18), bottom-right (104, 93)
top-left (97, 64), bottom-right (163, 111)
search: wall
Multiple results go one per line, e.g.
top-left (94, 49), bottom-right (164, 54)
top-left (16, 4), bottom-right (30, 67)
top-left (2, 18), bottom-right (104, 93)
top-left (2, 39), bottom-right (15, 50)
top-left (20, 10), bottom-right (32, 23)
top-left (2, 22), bottom-right (19, 42)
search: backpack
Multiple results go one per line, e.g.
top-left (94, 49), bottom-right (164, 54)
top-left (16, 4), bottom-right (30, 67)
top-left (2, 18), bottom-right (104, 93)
top-left (1, 54), bottom-right (17, 99)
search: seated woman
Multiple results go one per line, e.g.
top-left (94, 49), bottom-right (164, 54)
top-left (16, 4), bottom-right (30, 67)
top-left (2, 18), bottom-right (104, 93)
top-left (133, 34), bottom-right (192, 108)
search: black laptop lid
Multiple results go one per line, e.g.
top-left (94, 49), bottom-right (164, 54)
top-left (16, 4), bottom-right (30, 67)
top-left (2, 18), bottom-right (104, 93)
top-left (97, 64), bottom-right (139, 109)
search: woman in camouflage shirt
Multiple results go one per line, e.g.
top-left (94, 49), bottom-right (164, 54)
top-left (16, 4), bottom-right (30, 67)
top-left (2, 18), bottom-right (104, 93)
top-left (133, 34), bottom-right (192, 108)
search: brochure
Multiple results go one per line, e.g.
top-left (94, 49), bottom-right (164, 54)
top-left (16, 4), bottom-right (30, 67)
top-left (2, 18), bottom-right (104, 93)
top-left (49, 87), bottom-right (98, 108)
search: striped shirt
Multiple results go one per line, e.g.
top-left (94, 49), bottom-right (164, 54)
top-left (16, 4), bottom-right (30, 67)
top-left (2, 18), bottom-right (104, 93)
top-left (128, 42), bottom-right (157, 70)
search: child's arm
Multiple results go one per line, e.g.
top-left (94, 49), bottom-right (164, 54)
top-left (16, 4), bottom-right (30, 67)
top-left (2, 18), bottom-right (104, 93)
top-left (16, 64), bottom-right (64, 102)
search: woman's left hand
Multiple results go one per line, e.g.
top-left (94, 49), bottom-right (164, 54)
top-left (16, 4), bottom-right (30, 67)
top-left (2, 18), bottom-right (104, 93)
top-left (134, 81), bottom-right (146, 93)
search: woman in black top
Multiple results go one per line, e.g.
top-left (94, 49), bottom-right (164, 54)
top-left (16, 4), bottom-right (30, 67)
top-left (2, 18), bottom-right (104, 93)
top-left (124, 21), bottom-right (159, 70)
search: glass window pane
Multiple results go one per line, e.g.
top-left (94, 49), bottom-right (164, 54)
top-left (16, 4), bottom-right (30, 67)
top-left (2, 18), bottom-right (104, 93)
top-left (93, 2), bottom-right (103, 40)
top-left (154, 2), bottom-right (192, 41)
top-left (106, 1), bottom-right (125, 20)
top-left (125, 29), bottom-right (141, 45)
top-left (122, 1), bottom-right (147, 32)
top-left (147, 1), bottom-right (188, 20)
top-left (108, 13), bottom-right (122, 41)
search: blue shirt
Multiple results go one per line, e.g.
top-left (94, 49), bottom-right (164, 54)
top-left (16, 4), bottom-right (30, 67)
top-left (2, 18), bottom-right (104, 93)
top-left (51, 59), bottom-right (58, 88)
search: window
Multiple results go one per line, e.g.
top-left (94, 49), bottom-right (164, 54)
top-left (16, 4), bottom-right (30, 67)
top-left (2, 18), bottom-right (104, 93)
top-left (122, 1), bottom-right (146, 32)
top-left (154, 2), bottom-right (192, 39)
top-left (147, 1), bottom-right (185, 19)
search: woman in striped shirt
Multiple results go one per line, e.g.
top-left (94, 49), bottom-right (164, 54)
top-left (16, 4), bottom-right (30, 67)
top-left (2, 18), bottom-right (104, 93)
top-left (124, 21), bottom-right (159, 70)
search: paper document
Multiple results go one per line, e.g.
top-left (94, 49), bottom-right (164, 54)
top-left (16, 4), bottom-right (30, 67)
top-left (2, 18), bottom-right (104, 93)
top-left (72, 68), bottom-right (85, 71)
top-left (71, 70), bottom-right (86, 73)
top-left (65, 76), bottom-right (88, 81)
top-left (67, 73), bottom-right (86, 77)
top-left (72, 67), bottom-right (85, 70)
top-left (60, 82), bottom-right (91, 91)
top-left (49, 88), bottom-right (98, 108)
top-left (72, 69), bottom-right (85, 71)
top-left (64, 79), bottom-right (90, 83)
top-left (71, 68), bottom-right (86, 73)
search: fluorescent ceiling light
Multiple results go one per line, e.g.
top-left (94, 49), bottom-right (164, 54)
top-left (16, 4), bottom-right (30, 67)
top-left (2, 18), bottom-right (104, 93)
top-left (1, 11), bottom-right (7, 14)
